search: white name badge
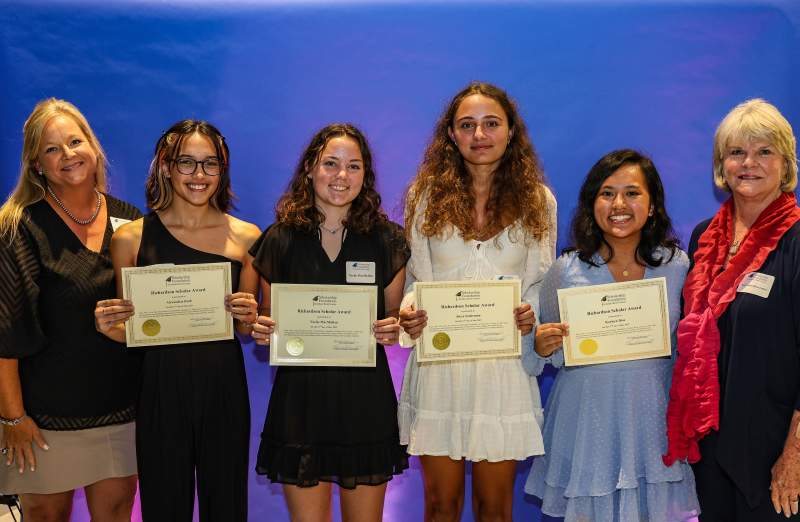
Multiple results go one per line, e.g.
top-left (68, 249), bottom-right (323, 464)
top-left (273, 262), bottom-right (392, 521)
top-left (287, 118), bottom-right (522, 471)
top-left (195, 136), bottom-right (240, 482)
top-left (736, 272), bottom-right (775, 299)
top-left (110, 217), bottom-right (132, 231)
top-left (346, 261), bottom-right (376, 284)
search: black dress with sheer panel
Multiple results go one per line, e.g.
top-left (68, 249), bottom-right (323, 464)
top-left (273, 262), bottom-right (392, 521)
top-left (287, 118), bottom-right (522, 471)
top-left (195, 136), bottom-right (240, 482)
top-left (0, 196), bottom-right (141, 429)
top-left (135, 212), bottom-right (250, 522)
top-left (249, 222), bottom-right (410, 488)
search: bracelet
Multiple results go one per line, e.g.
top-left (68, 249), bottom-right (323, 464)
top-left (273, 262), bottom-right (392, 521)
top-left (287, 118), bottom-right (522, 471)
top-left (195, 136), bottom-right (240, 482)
top-left (0, 414), bottom-right (27, 427)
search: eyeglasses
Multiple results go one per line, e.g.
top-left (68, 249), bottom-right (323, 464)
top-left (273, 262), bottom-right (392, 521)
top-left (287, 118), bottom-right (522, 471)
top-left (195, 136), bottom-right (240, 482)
top-left (169, 156), bottom-right (224, 176)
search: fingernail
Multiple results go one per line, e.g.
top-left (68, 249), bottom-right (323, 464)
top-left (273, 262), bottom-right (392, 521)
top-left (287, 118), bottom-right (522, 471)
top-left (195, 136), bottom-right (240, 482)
top-left (43, 444), bottom-right (50, 450)
top-left (30, 466), bottom-right (35, 472)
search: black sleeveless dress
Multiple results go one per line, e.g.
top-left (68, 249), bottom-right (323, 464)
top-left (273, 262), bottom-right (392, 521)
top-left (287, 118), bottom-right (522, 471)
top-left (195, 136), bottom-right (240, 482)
top-left (135, 212), bottom-right (250, 522)
top-left (249, 222), bottom-right (410, 489)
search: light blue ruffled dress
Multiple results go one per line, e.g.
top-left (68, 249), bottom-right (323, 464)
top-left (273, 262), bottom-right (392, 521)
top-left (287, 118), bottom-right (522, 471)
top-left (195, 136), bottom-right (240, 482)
top-left (523, 249), bottom-right (700, 522)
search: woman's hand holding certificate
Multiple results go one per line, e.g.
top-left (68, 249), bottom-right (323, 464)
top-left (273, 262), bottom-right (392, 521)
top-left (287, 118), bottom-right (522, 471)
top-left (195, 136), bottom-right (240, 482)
top-left (121, 262), bottom-right (234, 347)
top-left (557, 277), bottom-right (671, 366)
top-left (413, 280), bottom-right (522, 362)
top-left (269, 283), bottom-right (378, 367)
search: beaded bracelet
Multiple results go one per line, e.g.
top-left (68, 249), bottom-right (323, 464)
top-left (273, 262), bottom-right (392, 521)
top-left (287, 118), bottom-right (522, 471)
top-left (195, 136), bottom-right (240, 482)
top-left (0, 414), bottom-right (26, 427)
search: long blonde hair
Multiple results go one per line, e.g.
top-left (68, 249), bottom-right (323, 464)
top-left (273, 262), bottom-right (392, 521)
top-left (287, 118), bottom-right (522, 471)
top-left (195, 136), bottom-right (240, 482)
top-left (0, 98), bottom-right (108, 241)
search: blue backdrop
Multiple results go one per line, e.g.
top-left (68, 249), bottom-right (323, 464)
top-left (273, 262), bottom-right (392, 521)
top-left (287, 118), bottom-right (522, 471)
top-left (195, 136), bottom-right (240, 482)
top-left (1, 0), bottom-right (798, 520)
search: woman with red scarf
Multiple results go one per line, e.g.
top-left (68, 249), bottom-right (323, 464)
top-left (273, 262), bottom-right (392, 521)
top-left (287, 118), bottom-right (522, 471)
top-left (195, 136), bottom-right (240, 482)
top-left (665, 98), bottom-right (800, 520)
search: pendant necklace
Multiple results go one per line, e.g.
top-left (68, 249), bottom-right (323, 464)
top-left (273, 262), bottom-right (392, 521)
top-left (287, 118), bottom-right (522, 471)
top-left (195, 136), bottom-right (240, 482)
top-left (621, 262), bottom-right (633, 277)
top-left (319, 223), bottom-right (344, 235)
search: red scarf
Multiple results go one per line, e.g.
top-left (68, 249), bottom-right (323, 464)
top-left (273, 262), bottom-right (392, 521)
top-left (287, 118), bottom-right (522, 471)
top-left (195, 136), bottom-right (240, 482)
top-left (663, 192), bottom-right (800, 465)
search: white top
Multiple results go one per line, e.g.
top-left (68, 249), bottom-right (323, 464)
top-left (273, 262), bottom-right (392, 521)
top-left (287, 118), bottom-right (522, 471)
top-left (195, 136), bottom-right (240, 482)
top-left (397, 188), bottom-right (557, 461)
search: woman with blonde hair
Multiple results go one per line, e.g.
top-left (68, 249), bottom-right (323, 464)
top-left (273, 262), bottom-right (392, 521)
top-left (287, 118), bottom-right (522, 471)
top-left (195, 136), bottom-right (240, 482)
top-left (398, 82), bottom-right (556, 521)
top-left (0, 98), bottom-right (141, 521)
top-left (665, 98), bottom-right (800, 520)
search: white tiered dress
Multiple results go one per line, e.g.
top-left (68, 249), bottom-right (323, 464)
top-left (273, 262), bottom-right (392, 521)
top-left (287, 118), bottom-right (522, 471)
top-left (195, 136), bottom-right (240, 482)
top-left (398, 190), bottom-right (556, 461)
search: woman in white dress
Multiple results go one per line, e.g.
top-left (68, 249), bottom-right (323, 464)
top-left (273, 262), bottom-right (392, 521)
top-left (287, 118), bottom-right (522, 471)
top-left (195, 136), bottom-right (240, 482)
top-left (398, 82), bottom-right (556, 521)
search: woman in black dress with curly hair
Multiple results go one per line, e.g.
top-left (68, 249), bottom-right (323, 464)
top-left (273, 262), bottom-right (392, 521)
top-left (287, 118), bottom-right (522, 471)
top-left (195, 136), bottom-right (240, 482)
top-left (249, 123), bottom-right (409, 521)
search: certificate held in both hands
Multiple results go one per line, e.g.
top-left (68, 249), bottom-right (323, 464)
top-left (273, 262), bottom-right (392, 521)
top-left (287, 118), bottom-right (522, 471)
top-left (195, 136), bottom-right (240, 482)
top-left (414, 279), bottom-right (521, 363)
top-left (270, 283), bottom-right (377, 367)
top-left (121, 262), bottom-right (234, 347)
top-left (557, 277), bottom-right (671, 366)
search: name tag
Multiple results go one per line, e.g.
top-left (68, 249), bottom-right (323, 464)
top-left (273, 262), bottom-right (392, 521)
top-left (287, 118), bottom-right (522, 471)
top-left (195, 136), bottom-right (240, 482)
top-left (346, 261), bottom-right (376, 284)
top-left (110, 217), bottom-right (132, 232)
top-left (736, 272), bottom-right (774, 299)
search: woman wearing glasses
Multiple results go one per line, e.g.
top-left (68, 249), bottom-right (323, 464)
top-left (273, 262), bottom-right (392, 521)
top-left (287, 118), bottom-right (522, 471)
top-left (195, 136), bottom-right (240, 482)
top-left (96, 120), bottom-right (260, 521)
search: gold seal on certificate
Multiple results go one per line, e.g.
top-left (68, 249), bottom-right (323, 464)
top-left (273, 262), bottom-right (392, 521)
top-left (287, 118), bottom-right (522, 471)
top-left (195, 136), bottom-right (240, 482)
top-left (270, 283), bottom-right (377, 367)
top-left (414, 280), bottom-right (521, 363)
top-left (557, 277), bottom-right (671, 366)
top-left (121, 262), bottom-right (233, 347)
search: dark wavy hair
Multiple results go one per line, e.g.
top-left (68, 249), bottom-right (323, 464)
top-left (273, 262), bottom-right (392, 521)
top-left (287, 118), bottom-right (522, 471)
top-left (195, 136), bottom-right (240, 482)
top-left (405, 81), bottom-right (550, 242)
top-left (145, 119), bottom-right (235, 212)
top-left (275, 123), bottom-right (391, 234)
top-left (568, 149), bottom-right (679, 267)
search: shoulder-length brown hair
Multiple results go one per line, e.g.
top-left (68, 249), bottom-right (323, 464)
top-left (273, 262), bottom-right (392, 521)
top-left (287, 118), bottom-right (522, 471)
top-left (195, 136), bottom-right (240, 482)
top-left (405, 82), bottom-right (550, 242)
top-left (144, 119), bottom-right (235, 212)
top-left (275, 123), bottom-right (391, 234)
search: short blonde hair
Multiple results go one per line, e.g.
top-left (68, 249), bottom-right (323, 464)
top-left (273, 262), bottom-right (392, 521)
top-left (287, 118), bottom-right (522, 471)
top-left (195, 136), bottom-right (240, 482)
top-left (713, 98), bottom-right (797, 192)
top-left (0, 98), bottom-right (108, 240)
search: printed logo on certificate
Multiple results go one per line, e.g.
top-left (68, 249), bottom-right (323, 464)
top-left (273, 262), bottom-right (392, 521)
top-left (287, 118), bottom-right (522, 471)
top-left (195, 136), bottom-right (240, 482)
top-left (121, 262), bottom-right (234, 347)
top-left (557, 277), bottom-right (671, 366)
top-left (270, 283), bottom-right (377, 367)
top-left (414, 280), bottom-right (521, 363)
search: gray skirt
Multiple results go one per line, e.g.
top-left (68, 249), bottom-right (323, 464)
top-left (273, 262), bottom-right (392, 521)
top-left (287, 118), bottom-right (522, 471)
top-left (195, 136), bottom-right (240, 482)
top-left (0, 422), bottom-right (136, 495)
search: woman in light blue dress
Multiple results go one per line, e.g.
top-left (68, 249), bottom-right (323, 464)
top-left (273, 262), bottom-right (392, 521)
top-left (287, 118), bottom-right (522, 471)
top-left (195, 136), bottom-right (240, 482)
top-left (523, 149), bottom-right (700, 521)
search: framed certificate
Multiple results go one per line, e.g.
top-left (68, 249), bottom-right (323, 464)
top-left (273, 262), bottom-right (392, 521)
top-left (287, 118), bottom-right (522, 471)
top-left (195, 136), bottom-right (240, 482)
top-left (415, 280), bottom-right (521, 362)
top-left (121, 262), bottom-right (233, 347)
top-left (270, 283), bottom-right (377, 367)
top-left (558, 277), bottom-right (671, 366)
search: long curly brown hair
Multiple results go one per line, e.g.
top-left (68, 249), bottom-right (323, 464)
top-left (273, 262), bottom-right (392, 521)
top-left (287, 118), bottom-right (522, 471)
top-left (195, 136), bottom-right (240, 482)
top-left (275, 123), bottom-right (391, 234)
top-left (405, 82), bottom-right (551, 242)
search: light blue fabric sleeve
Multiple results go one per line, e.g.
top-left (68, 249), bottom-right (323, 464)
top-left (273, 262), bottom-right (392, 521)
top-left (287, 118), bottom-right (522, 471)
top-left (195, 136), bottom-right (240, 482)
top-left (522, 254), bottom-right (568, 376)
top-left (663, 249), bottom-right (689, 360)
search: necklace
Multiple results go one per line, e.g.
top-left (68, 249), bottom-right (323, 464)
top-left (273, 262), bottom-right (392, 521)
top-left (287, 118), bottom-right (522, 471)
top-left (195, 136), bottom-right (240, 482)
top-left (46, 184), bottom-right (102, 225)
top-left (621, 261), bottom-right (634, 277)
top-left (616, 257), bottom-right (639, 277)
top-left (319, 223), bottom-right (344, 235)
top-left (729, 223), bottom-right (748, 256)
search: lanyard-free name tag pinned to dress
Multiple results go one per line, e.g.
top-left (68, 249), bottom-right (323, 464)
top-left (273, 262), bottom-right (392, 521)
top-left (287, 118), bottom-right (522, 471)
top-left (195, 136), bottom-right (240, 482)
top-left (346, 261), bottom-right (376, 283)
top-left (736, 272), bottom-right (775, 298)
top-left (110, 217), bottom-right (131, 231)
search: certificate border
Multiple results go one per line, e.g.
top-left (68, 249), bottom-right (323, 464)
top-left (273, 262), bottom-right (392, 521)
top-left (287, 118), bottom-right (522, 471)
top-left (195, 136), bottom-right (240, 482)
top-left (122, 262), bottom-right (234, 347)
top-left (558, 276), bottom-right (670, 366)
top-left (270, 283), bottom-right (377, 367)
top-left (415, 280), bottom-right (521, 363)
